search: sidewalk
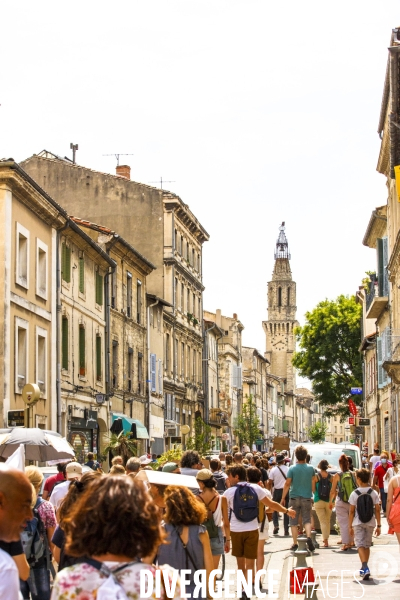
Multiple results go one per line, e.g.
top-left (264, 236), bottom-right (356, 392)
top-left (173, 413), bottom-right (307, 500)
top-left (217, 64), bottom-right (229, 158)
top-left (223, 527), bottom-right (400, 599)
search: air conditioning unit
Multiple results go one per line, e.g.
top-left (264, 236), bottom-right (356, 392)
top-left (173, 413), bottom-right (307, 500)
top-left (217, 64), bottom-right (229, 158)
top-left (165, 426), bottom-right (179, 437)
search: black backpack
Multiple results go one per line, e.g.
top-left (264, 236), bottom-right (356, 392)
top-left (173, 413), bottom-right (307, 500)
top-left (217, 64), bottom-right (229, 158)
top-left (213, 471), bottom-right (227, 493)
top-left (317, 473), bottom-right (331, 502)
top-left (355, 489), bottom-right (374, 523)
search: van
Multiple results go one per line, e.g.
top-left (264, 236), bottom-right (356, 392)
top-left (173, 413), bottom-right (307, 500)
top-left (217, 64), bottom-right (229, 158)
top-left (290, 442), bottom-right (361, 473)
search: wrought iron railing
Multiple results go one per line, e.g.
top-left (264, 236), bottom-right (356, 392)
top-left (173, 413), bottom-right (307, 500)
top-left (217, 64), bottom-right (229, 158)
top-left (366, 276), bottom-right (378, 311)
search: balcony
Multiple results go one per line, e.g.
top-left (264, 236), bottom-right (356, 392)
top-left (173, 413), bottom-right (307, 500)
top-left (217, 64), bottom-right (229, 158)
top-left (366, 276), bottom-right (388, 319)
top-left (209, 408), bottom-right (229, 427)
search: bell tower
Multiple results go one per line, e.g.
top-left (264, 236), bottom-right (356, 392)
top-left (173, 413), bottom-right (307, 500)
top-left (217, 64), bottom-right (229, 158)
top-left (263, 223), bottom-right (299, 392)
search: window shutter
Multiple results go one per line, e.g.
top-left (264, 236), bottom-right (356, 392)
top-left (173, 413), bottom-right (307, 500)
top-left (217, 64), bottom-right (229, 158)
top-left (96, 273), bottom-right (103, 305)
top-left (385, 326), bottom-right (391, 360)
top-left (231, 364), bottom-right (237, 388)
top-left (158, 359), bottom-right (163, 394)
top-left (150, 353), bottom-right (156, 392)
top-left (377, 336), bottom-right (384, 388)
top-left (79, 258), bottom-right (85, 293)
top-left (62, 317), bottom-right (68, 370)
top-left (79, 327), bottom-right (85, 376)
top-left (172, 395), bottom-right (176, 420)
top-left (61, 244), bottom-right (71, 283)
top-left (382, 237), bottom-right (389, 297)
top-left (96, 336), bottom-right (102, 381)
top-left (237, 364), bottom-right (242, 390)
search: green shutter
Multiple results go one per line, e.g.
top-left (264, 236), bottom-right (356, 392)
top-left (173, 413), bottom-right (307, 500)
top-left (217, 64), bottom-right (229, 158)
top-left (62, 317), bottom-right (68, 370)
top-left (96, 273), bottom-right (103, 306)
top-left (61, 244), bottom-right (71, 283)
top-left (96, 336), bottom-right (102, 381)
top-left (79, 258), bottom-right (85, 293)
top-left (79, 327), bottom-right (85, 376)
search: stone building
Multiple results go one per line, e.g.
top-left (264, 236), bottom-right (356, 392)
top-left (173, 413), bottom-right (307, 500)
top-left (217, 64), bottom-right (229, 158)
top-left (242, 347), bottom-right (269, 450)
top-left (203, 317), bottom-right (225, 450)
top-left (57, 221), bottom-right (115, 461)
top-left (21, 152), bottom-right (209, 450)
top-left (69, 218), bottom-right (160, 456)
top-left (203, 310), bottom-right (244, 450)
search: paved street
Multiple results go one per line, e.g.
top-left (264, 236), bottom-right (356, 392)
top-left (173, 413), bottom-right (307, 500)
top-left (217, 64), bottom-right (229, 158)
top-left (221, 519), bottom-right (400, 599)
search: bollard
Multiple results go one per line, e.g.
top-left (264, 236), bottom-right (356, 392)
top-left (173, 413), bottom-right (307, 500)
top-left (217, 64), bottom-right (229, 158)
top-left (304, 582), bottom-right (319, 600)
top-left (310, 530), bottom-right (319, 549)
top-left (294, 536), bottom-right (309, 568)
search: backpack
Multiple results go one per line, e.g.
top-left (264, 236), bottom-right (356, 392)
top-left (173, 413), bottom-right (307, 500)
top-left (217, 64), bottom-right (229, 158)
top-left (317, 473), bottom-right (331, 502)
top-left (232, 483), bottom-right (259, 523)
top-left (338, 471), bottom-right (357, 503)
top-left (213, 471), bottom-right (227, 493)
top-left (355, 489), bottom-right (375, 523)
top-left (21, 497), bottom-right (46, 566)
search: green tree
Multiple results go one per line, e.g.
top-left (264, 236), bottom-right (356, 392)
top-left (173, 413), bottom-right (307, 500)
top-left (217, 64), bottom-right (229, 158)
top-left (306, 420), bottom-right (328, 443)
top-left (234, 395), bottom-right (261, 448)
top-left (186, 417), bottom-right (214, 455)
top-left (103, 431), bottom-right (137, 465)
top-left (293, 294), bottom-right (362, 418)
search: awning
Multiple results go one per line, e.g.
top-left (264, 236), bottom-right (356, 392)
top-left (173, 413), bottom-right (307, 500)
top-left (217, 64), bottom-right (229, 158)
top-left (111, 414), bottom-right (149, 439)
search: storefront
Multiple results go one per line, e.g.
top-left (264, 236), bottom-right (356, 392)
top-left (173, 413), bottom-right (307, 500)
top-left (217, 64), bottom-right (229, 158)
top-left (68, 409), bottom-right (98, 464)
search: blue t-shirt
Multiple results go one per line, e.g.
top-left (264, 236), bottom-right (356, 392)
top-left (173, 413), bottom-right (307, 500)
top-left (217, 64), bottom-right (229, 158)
top-left (287, 463), bottom-right (315, 498)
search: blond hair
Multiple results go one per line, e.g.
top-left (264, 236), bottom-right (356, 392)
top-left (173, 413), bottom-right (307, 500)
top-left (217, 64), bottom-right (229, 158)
top-left (25, 466), bottom-right (44, 491)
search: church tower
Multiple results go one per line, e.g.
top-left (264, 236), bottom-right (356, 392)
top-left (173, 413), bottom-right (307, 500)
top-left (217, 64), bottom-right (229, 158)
top-left (263, 223), bottom-right (299, 392)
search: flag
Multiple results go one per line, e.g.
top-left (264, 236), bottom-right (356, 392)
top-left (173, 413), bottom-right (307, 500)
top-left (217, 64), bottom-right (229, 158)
top-left (394, 165), bottom-right (400, 202)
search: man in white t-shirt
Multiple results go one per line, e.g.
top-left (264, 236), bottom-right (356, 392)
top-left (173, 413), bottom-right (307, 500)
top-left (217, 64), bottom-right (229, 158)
top-left (50, 461), bottom-right (83, 512)
top-left (0, 469), bottom-right (33, 600)
top-left (267, 453), bottom-right (290, 535)
top-left (222, 465), bottom-right (295, 598)
top-left (369, 449), bottom-right (380, 474)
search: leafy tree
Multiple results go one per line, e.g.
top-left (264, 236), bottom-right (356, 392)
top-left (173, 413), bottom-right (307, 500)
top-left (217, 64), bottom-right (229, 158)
top-left (103, 431), bottom-right (137, 465)
top-left (186, 417), bottom-right (214, 455)
top-left (233, 395), bottom-right (261, 448)
top-left (293, 295), bottom-right (362, 418)
top-left (306, 420), bottom-right (328, 443)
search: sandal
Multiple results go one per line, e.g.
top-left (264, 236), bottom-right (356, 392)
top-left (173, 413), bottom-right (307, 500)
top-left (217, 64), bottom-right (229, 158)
top-left (339, 545), bottom-right (349, 551)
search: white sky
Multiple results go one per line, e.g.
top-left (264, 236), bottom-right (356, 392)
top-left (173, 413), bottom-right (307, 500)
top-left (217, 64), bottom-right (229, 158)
top-left (1, 1), bottom-right (399, 369)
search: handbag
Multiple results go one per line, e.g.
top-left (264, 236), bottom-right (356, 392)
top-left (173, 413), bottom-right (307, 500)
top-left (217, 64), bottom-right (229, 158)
top-left (200, 495), bottom-right (219, 539)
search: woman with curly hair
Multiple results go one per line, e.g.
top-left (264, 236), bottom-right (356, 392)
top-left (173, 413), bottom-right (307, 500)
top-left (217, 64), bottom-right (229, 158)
top-left (51, 476), bottom-right (182, 599)
top-left (156, 485), bottom-right (213, 597)
top-left (52, 471), bottom-right (101, 570)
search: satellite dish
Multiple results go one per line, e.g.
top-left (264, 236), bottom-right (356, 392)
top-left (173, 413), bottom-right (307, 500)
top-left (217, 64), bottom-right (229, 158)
top-left (22, 383), bottom-right (41, 406)
top-left (181, 425), bottom-right (190, 435)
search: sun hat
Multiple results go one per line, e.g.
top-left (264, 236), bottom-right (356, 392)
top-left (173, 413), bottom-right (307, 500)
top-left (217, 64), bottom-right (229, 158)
top-left (66, 462), bottom-right (83, 479)
top-left (162, 462), bottom-right (179, 473)
top-left (139, 454), bottom-right (152, 465)
top-left (196, 468), bottom-right (213, 481)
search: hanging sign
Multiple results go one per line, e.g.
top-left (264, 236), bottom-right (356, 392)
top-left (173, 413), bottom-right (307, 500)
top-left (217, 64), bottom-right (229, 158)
top-left (348, 399), bottom-right (358, 416)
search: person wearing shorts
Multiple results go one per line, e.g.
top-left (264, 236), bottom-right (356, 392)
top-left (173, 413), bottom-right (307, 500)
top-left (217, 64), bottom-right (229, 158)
top-left (222, 465), bottom-right (294, 599)
top-left (349, 468), bottom-right (381, 580)
top-left (247, 466), bottom-right (272, 575)
top-left (281, 445), bottom-right (316, 552)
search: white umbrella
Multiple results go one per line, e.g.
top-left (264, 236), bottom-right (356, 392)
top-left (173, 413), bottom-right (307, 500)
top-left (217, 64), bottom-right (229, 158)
top-left (0, 428), bottom-right (75, 462)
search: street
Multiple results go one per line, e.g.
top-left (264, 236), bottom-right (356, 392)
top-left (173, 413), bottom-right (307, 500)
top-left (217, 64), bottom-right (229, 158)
top-left (222, 519), bottom-right (400, 599)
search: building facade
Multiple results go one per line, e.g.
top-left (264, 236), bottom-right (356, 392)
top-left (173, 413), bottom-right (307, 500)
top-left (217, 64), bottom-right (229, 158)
top-left (242, 347), bottom-right (269, 450)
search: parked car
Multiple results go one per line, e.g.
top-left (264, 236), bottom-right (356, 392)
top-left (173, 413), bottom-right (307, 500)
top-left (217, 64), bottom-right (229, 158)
top-left (289, 441), bottom-right (361, 473)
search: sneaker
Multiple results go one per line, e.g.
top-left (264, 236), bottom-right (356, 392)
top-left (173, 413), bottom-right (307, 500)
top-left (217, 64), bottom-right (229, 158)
top-left (360, 567), bottom-right (370, 580)
top-left (290, 543), bottom-right (298, 552)
top-left (273, 527), bottom-right (279, 535)
top-left (306, 537), bottom-right (315, 552)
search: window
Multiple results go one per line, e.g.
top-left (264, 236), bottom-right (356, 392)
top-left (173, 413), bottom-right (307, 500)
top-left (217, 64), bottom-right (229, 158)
top-left (62, 316), bottom-right (69, 370)
top-left (95, 272), bottom-right (103, 306)
top-left (181, 342), bottom-right (185, 377)
top-left (187, 289), bottom-right (190, 313)
top-left (192, 249), bottom-right (195, 266)
top-left (165, 333), bottom-right (170, 372)
top-left (181, 283), bottom-right (185, 312)
top-left (198, 253), bottom-right (201, 272)
top-left (175, 278), bottom-right (178, 309)
top-left (36, 327), bottom-right (47, 395)
top-left (128, 347), bottom-right (133, 391)
top-left (16, 223), bottom-right (29, 288)
top-left (36, 239), bottom-right (48, 299)
top-left (174, 338), bottom-right (178, 378)
top-left (79, 325), bottom-right (86, 377)
top-left (158, 358), bottom-right (163, 394)
top-left (15, 317), bottom-right (28, 392)
top-left (187, 345), bottom-right (191, 379)
top-left (138, 352), bottom-right (143, 394)
top-left (111, 267), bottom-right (117, 309)
top-left (150, 353), bottom-right (156, 392)
top-left (174, 229), bottom-right (178, 251)
top-left (211, 386), bottom-right (214, 408)
top-left (186, 241), bottom-right (189, 260)
top-left (287, 287), bottom-right (291, 306)
top-left (180, 235), bottom-right (184, 254)
top-left (112, 341), bottom-right (118, 388)
top-left (193, 293), bottom-right (196, 317)
top-left (278, 286), bottom-right (282, 307)
top-left (137, 279), bottom-right (142, 323)
top-left (96, 335), bottom-right (102, 382)
top-left (127, 272), bottom-right (132, 317)
top-left (61, 242), bottom-right (71, 283)
top-left (198, 298), bottom-right (201, 320)
top-left (192, 349), bottom-right (196, 381)
top-left (78, 257), bottom-right (85, 294)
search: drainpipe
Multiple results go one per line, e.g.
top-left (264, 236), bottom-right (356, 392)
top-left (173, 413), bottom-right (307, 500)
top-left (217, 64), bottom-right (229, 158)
top-left (56, 221), bottom-right (70, 434)
top-left (105, 236), bottom-right (119, 428)
top-left (147, 298), bottom-right (160, 452)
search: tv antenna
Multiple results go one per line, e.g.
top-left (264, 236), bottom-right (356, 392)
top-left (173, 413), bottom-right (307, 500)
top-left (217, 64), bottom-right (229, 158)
top-left (70, 143), bottom-right (79, 164)
top-left (103, 153), bottom-right (134, 166)
top-left (149, 176), bottom-right (175, 190)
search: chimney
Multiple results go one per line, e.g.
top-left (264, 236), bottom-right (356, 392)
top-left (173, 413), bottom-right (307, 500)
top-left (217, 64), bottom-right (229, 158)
top-left (233, 313), bottom-right (238, 320)
top-left (116, 164), bottom-right (131, 180)
top-left (216, 309), bottom-right (222, 328)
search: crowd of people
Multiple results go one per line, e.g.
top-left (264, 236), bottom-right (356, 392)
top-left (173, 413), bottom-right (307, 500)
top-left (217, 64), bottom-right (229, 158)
top-left (1, 443), bottom-right (400, 598)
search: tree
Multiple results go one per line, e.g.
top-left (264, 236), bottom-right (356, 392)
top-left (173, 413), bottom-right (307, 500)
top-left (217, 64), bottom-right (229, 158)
top-left (306, 421), bottom-right (328, 443)
top-left (233, 395), bottom-right (261, 449)
top-left (186, 417), bottom-right (214, 455)
top-left (293, 294), bottom-right (362, 418)
top-left (103, 431), bottom-right (137, 465)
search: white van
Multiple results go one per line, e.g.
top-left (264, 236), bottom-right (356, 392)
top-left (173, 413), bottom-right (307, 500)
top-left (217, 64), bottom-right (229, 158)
top-left (290, 441), bottom-right (361, 473)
